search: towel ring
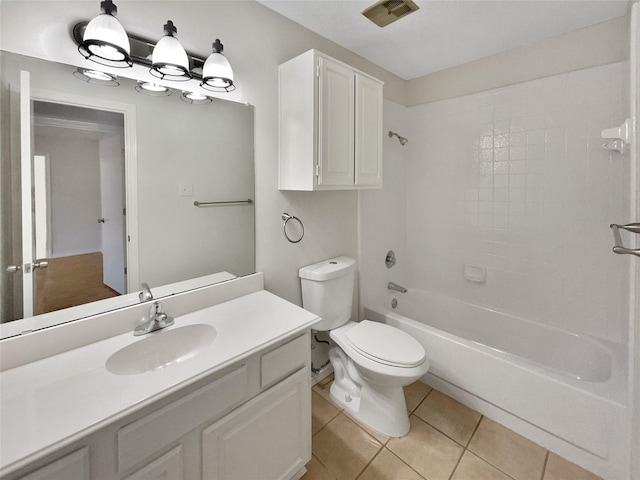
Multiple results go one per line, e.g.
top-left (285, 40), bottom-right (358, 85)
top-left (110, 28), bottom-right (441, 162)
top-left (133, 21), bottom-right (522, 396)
top-left (282, 213), bottom-right (304, 243)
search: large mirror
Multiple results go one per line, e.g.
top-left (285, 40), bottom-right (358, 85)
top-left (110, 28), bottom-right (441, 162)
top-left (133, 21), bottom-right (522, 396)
top-left (0, 50), bottom-right (255, 338)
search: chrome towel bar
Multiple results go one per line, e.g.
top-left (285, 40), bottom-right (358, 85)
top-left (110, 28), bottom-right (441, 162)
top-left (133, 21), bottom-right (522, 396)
top-left (194, 199), bottom-right (253, 207)
top-left (610, 223), bottom-right (640, 258)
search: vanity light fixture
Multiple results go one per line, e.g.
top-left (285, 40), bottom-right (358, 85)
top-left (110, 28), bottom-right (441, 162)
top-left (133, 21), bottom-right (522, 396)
top-left (74, 7), bottom-right (235, 91)
top-left (78, 0), bottom-right (132, 68)
top-left (150, 21), bottom-right (192, 81)
top-left (180, 91), bottom-right (212, 105)
top-left (200, 39), bottom-right (235, 92)
top-left (73, 67), bottom-right (120, 86)
top-left (135, 80), bottom-right (172, 96)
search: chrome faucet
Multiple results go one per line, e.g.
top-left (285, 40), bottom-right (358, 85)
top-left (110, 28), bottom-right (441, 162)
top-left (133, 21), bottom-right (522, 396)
top-left (134, 301), bottom-right (175, 336)
top-left (388, 281), bottom-right (407, 293)
top-left (139, 282), bottom-right (154, 302)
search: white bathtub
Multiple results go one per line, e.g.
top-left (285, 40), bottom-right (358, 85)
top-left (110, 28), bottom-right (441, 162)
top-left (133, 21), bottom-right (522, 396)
top-left (364, 289), bottom-right (628, 479)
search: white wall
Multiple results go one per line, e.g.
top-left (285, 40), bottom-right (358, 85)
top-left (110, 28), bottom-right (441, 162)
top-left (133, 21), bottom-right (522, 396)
top-left (34, 132), bottom-right (102, 257)
top-left (358, 100), bottom-right (409, 316)
top-left (403, 62), bottom-right (630, 344)
top-left (406, 15), bottom-right (629, 106)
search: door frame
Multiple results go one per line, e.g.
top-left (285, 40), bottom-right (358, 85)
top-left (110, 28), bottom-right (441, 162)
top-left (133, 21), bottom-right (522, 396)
top-left (29, 87), bottom-right (139, 294)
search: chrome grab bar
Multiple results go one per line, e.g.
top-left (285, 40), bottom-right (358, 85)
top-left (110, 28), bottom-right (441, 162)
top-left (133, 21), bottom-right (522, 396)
top-left (610, 223), bottom-right (640, 258)
top-left (193, 199), bottom-right (253, 207)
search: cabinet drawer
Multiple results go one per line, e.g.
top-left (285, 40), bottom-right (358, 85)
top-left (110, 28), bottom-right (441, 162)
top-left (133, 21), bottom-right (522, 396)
top-left (261, 334), bottom-right (308, 388)
top-left (123, 445), bottom-right (183, 480)
top-left (118, 364), bottom-right (248, 472)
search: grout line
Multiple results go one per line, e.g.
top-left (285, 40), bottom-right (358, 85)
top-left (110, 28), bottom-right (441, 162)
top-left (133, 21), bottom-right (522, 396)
top-left (540, 450), bottom-right (550, 480)
top-left (354, 446), bottom-right (385, 480)
top-left (446, 446), bottom-right (466, 480)
top-left (466, 414), bottom-right (484, 448)
top-left (384, 447), bottom-right (429, 480)
top-left (462, 451), bottom-right (519, 480)
top-left (410, 387), bottom-right (432, 414)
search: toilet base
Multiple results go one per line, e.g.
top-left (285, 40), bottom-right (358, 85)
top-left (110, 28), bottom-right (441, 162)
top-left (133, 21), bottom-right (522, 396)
top-left (329, 347), bottom-right (411, 437)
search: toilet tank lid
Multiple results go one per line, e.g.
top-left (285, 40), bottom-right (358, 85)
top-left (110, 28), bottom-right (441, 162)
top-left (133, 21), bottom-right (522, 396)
top-left (299, 256), bottom-right (356, 281)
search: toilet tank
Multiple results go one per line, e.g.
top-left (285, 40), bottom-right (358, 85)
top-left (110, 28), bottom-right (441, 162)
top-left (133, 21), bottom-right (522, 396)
top-left (299, 256), bottom-right (356, 331)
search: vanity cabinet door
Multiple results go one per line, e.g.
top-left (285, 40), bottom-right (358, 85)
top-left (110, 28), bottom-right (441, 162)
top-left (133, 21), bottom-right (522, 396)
top-left (122, 446), bottom-right (183, 480)
top-left (202, 368), bottom-right (310, 480)
top-left (20, 448), bottom-right (89, 480)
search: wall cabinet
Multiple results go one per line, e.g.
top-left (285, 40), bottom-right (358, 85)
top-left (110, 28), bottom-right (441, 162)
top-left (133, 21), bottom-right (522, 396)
top-left (279, 50), bottom-right (384, 191)
top-left (13, 333), bottom-right (311, 480)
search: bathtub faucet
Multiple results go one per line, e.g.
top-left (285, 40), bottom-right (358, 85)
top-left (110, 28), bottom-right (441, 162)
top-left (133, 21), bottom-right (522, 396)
top-left (388, 282), bottom-right (407, 293)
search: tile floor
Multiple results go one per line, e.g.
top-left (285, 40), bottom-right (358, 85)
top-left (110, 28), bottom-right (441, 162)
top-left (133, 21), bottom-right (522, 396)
top-left (303, 377), bottom-right (602, 480)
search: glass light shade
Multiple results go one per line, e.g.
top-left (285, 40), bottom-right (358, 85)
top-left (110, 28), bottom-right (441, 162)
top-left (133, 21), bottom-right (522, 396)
top-left (201, 52), bottom-right (234, 92)
top-left (150, 21), bottom-right (191, 81)
top-left (73, 68), bottom-right (120, 86)
top-left (135, 81), bottom-right (172, 96)
top-left (180, 91), bottom-right (212, 104)
top-left (79, 4), bottom-right (132, 68)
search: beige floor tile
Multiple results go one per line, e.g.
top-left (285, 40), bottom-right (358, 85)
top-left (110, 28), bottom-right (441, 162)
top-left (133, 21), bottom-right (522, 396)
top-left (451, 451), bottom-right (513, 480)
top-left (312, 390), bottom-right (341, 435)
top-left (387, 415), bottom-right (464, 480)
top-left (302, 456), bottom-right (339, 480)
top-left (404, 381), bottom-right (432, 413)
top-left (543, 453), bottom-right (602, 480)
top-left (414, 390), bottom-right (481, 446)
top-left (358, 448), bottom-right (425, 480)
top-left (468, 417), bottom-right (546, 480)
top-left (341, 410), bottom-right (390, 445)
top-left (313, 381), bottom-right (342, 410)
top-left (312, 413), bottom-right (382, 480)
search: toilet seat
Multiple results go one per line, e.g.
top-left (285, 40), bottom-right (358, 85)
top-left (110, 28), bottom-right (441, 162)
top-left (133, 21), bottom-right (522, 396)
top-left (345, 320), bottom-right (426, 368)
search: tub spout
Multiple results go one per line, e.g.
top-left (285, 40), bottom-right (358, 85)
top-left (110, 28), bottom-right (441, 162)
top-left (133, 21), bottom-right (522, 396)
top-left (388, 282), bottom-right (407, 293)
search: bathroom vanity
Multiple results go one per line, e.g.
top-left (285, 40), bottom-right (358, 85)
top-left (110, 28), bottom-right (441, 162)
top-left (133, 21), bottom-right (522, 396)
top-left (0, 274), bottom-right (320, 480)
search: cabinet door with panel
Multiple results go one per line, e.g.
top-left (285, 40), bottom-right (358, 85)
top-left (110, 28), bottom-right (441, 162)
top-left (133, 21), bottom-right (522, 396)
top-left (279, 50), bottom-right (383, 191)
top-left (355, 73), bottom-right (383, 186)
top-left (202, 369), bottom-right (310, 480)
top-left (318, 56), bottom-right (355, 187)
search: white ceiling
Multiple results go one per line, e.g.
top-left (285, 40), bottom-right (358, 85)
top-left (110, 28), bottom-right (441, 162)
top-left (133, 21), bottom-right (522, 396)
top-left (257, 0), bottom-right (630, 80)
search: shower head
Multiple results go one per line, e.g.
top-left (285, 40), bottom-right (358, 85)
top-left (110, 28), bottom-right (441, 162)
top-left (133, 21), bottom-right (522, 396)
top-left (388, 130), bottom-right (408, 146)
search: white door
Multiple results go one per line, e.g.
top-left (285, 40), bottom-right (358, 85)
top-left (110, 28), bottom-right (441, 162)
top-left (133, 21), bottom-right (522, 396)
top-left (99, 135), bottom-right (126, 294)
top-left (318, 57), bottom-right (355, 186)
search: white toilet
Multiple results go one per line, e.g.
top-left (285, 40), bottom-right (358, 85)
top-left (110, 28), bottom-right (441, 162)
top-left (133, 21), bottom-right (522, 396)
top-left (299, 256), bottom-right (429, 437)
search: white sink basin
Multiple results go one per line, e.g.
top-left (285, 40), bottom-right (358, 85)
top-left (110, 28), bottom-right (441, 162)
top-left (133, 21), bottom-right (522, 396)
top-left (106, 324), bottom-right (217, 375)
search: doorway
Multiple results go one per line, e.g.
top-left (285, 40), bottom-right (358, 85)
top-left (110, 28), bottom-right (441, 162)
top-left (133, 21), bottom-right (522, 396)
top-left (32, 101), bottom-right (126, 314)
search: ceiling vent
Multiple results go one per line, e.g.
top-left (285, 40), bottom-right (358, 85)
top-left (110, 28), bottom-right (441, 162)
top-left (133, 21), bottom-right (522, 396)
top-left (362, 0), bottom-right (419, 28)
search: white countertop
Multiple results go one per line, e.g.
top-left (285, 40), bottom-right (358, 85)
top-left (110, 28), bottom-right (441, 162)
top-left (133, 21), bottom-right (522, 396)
top-left (0, 290), bottom-right (320, 475)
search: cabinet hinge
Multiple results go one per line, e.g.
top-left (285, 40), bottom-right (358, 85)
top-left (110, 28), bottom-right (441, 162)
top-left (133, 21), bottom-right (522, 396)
top-left (315, 164), bottom-right (320, 176)
top-left (316, 64), bottom-right (320, 78)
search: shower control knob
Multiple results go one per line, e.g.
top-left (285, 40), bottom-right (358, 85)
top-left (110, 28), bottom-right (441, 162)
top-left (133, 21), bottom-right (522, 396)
top-left (385, 250), bottom-right (396, 268)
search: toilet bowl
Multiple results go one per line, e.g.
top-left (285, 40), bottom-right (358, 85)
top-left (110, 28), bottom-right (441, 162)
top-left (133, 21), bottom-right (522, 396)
top-left (328, 320), bottom-right (429, 437)
top-left (299, 257), bottom-right (429, 437)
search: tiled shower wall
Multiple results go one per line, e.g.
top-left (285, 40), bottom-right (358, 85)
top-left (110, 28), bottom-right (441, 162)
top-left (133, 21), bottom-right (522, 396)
top-left (405, 62), bottom-right (631, 343)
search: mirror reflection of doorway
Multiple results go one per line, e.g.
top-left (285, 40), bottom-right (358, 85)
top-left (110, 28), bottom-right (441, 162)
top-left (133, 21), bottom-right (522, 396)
top-left (32, 101), bottom-right (126, 314)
